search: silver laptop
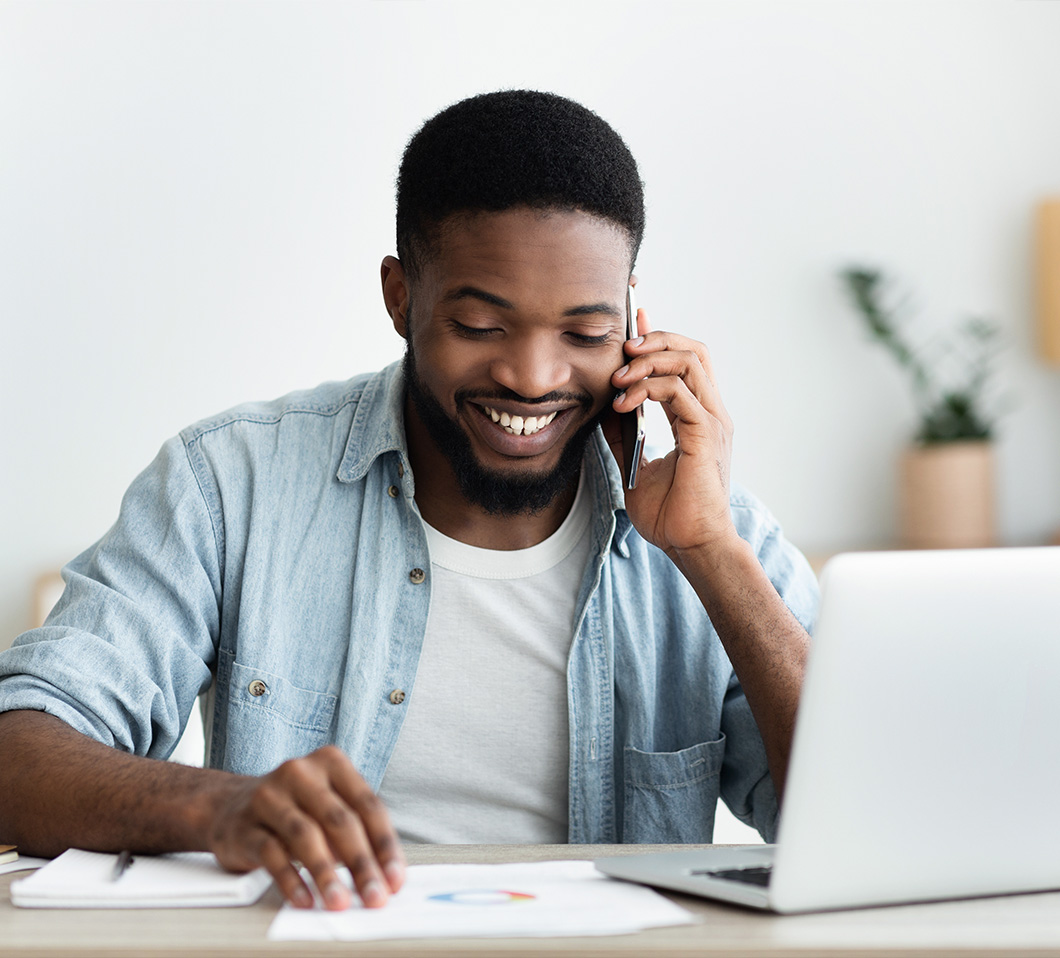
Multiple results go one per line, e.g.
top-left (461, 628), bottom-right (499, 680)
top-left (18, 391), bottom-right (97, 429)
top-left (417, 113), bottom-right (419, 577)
top-left (596, 547), bottom-right (1060, 913)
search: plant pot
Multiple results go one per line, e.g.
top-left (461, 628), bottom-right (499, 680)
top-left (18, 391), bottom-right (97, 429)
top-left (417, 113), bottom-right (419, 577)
top-left (899, 440), bottom-right (997, 549)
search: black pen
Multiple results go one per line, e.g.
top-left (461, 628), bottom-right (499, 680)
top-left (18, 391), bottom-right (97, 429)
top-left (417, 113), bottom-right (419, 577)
top-left (111, 849), bottom-right (134, 881)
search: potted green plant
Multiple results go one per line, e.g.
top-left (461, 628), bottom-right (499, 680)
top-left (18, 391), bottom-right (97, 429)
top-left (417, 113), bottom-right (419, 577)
top-left (840, 267), bottom-right (1004, 548)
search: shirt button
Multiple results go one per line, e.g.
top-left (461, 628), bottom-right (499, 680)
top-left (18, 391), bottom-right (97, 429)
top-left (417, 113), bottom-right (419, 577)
top-left (409, 568), bottom-right (426, 584)
top-left (248, 679), bottom-right (267, 697)
top-left (389, 689), bottom-right (406, 705)
top-left (387, 485), bottom-right (399, 498)
top-left (397, 462), bottom-right (405, 478)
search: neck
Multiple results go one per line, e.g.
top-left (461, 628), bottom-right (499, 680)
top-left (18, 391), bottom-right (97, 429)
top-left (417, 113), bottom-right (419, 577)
top-left (404, 396), bottom-right (578, 550)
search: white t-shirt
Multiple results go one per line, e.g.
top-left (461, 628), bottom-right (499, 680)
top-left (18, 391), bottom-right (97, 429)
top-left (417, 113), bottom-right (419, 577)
top-left (376, 479), bottom-right (593, 843)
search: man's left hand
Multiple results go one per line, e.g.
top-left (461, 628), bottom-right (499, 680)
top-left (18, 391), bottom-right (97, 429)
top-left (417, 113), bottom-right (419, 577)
top-left (605, 310), bottom-right (738, 557)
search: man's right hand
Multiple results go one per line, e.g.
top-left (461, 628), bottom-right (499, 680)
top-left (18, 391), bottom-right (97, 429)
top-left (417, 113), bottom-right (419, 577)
top-left (0, 711), bottom-right (404, 912)
top-left (208, 745), bottom-right (405, 910)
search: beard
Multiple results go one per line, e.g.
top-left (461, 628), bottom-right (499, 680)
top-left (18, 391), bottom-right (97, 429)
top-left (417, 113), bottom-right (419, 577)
top-left (402, 341), bottom-right (607, 517)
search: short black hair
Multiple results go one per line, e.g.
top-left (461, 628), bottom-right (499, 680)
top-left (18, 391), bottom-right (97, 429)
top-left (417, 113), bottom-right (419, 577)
top-left (396, 90), bottom-right (645, 278)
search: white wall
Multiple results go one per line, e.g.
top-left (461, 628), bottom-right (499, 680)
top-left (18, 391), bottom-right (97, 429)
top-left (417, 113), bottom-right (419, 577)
top-left (3, 0), bottom-right (1060, 649)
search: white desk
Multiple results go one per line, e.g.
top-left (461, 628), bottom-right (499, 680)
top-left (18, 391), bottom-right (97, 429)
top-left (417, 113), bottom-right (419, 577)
top-left (5, 844), bottom-right (1060, 957)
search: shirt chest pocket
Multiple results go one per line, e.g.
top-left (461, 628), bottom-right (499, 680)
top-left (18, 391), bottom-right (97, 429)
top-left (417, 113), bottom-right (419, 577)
top-left (222, 660), bottom-right (338, 776)
top-left (621, 735), bottom-right (726, 844)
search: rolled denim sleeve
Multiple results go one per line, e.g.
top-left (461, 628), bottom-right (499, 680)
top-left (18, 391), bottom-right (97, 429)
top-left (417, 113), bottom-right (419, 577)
top-left (719, 671), bottom-right (783, 842)
top-left (718, 494), bottom-right (819, 843)
top-left (0, 436), bottom-right (221, 758)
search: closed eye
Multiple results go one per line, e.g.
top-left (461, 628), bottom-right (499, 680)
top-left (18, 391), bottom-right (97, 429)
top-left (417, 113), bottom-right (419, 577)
top-left (566, 331), bottom-right (615, 347)
top-left (450, 320), bottom-right (499, 338)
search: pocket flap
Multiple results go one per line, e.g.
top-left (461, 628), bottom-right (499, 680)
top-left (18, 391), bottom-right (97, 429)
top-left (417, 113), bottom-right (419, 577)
top-left (229, 660), bottom-right (337, 733)
top-left (624, 735), bottom-right (725, 789)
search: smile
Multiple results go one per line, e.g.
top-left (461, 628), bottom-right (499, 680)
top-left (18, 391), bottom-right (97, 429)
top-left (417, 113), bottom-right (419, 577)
top-left (480, 405), bottom-right (559, 437)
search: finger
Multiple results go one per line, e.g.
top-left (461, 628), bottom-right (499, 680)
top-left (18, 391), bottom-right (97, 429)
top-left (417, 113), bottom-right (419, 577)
top-left (615, 374), bottom-right (733, 439)
top-left (624, 307), bottom-right (651, 351)
top-left (613, 348), bottom-right (715, 408)
top-left (253, 776), bottom-right (352, 911)
top-left (301, 781), bottom-right (391, 909)
top-left (257, 833), bottom-right (316, 909)
top-left (327, 806), bottom-right (390, 908)
top-left (625, 327), bottom-right (718, 388)
top-left (319, 747), bottom-right (406, 896)
top-left (614, 353), bottom-right (721, 438)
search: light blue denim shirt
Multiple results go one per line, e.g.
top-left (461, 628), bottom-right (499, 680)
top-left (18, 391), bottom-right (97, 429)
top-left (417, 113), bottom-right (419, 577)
top-left (0, 362), bottom-right (817, 843)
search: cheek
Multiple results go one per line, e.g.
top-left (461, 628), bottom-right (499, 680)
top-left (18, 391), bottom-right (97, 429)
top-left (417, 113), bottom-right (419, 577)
top-left (580, 349), bottom-right (624, 398)
top-left (412, 333), bottom-right (479, 389)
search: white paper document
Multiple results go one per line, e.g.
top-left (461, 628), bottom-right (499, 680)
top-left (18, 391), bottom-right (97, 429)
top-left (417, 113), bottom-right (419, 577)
top-left (11, 848), bottom-right (272, 908)
top-left (267, 860), bottom-right (696, 941)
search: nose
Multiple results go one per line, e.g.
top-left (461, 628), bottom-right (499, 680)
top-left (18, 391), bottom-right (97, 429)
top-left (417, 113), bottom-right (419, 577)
top-left (488, 333), bottom-right (571, 400)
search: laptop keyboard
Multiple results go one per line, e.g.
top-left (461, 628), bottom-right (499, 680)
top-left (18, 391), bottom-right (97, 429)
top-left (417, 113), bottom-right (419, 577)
top-left (694, 865), bottom-right (774, 887)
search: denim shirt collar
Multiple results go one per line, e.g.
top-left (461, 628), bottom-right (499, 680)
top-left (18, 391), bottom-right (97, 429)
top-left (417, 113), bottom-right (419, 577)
top-left (336, 362), bottom-right (415, 494)
top-left (585, 421), bottom-right (636, 557)
top-left (333, 360), bottom-right (635, 552)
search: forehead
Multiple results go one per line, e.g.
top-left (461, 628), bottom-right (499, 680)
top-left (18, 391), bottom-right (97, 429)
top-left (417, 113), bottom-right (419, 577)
top-left (416, 208), bottom-right (632, 297)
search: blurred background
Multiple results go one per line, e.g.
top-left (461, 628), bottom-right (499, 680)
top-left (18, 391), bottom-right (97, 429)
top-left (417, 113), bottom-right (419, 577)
top-left (4, 1), bottom-right (1060, 643)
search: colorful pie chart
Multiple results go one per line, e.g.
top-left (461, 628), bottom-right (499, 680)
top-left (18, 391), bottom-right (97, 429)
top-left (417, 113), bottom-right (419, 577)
top-left (428, 889), bottom-right (536, 905)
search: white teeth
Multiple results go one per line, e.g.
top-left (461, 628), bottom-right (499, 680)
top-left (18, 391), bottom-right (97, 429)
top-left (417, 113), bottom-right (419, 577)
top-left (482, 406), bottom-right (558, 437)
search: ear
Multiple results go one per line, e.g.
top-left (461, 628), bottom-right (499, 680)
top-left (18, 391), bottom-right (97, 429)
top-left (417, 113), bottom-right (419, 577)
top-left (380, 256), bottom-right (411, 339)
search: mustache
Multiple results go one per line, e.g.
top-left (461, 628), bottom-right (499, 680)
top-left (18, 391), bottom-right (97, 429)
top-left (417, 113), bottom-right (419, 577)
top-left (455, 386), bottom-right (594, 409)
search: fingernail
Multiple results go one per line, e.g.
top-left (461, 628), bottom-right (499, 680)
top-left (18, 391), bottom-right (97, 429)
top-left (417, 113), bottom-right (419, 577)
top-left (292, 886), bottom-right (313, 909)
top-left (613, 391), bottom-right (626, 406)
top-left (324, 880), bottom-right (351, 910)
top-left (384, 860), bottom-right (406, 889)
top-left (631, 336), bottom-right (644, 346)
top-left (361, 879), bottom-right (387, 907)
top-left (616, 364), bottom-right (629, 378)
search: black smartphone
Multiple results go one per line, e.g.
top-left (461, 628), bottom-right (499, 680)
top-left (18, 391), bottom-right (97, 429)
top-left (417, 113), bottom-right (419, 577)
top-left (621, 283), bottom-right (646, 490)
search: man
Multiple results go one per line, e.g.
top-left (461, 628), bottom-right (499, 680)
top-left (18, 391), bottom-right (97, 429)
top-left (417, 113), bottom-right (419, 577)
top-left (0, 91), bottom-right (816, 912)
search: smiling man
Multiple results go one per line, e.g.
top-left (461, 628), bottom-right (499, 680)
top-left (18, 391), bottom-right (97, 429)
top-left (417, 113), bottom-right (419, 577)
top-left (0, 91), bottom-right (817, 913)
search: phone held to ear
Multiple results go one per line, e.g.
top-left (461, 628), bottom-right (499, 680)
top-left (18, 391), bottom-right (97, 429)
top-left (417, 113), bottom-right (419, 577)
top-left (621, 283), bottom-right (646, 490)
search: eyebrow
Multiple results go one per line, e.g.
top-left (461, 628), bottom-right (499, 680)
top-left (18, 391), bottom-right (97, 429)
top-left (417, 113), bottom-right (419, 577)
top-left (442, 286), bottom-right (622, 319)
top-left (443, 286), bottom-right (514, 309)
top-left (563, 302), bottom-right (622, 319)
